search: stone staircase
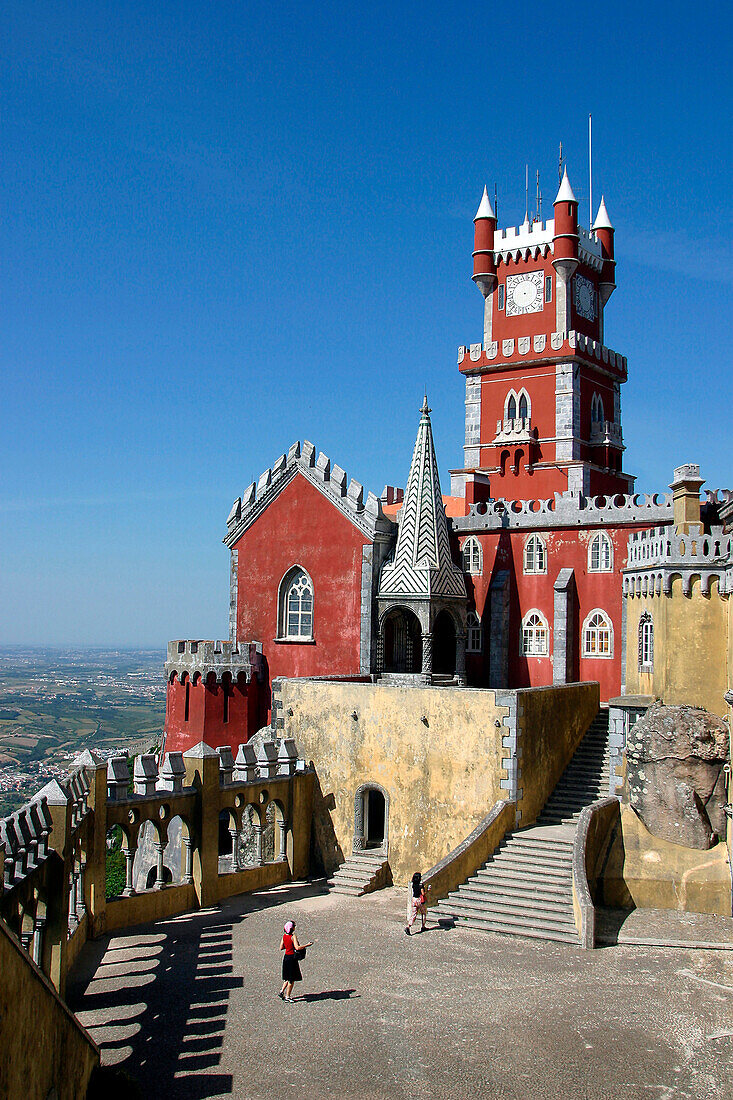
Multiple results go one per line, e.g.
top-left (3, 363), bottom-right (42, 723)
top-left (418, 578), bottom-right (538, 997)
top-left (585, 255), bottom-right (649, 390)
top-left (435, 710), bottom-right (611, 944)
top-left (327, 853), bottom-right (391, 896)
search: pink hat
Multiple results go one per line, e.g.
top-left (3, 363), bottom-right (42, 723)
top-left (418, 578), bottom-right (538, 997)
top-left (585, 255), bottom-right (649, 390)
top-left (284, 920), bottom-right (295, 934)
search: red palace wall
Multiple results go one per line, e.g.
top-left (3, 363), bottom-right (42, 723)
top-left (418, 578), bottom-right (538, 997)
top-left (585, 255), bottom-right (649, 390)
top-left (460, 524), bottom-right (642, 702)
top-left (233, 473), bottom-right (369, 686)
top-left (164, 672), bottom-right (262, 757)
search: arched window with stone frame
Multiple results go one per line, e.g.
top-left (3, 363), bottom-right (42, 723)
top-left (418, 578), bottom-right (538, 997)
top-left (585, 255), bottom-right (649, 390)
top-left (466, 611), bottom-right (483, 654)
top-left (523, 533), bottom-right (547, 575)
top-left (461, 536), bottom-right (482, 576)
top-left (520, 610), bottom-right (548, 656)
top-left (277, 566), bottom-right (314, 640)
top-left (588, 531), bottom-right (613, 572)
top-left (638, 612), bottom-right (654, 669)
top-left (582, 609), bottom-right (613, 658)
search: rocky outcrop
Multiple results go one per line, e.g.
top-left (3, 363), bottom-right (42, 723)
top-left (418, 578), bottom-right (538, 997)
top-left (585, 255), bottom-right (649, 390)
top-left (625, 703), bottom-right (729, 850)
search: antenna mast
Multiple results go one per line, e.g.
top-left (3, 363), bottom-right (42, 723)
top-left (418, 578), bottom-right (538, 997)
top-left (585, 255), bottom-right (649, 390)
top-left (536, 169), bottom-right (541, 222)
top-left (588, 113), bottom-right (593, 230)
top-left (525, 164), bottom-right (529, 218)
top-left (558, 142), bottom-right (563, 184)
top-left (494, 183), bottom-right (498, 225)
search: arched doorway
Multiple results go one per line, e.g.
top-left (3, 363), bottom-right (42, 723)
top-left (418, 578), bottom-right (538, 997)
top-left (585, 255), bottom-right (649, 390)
top-left (353, 782), bottom-right (390, 855)
top-left (383, 608), bottom-right (422, 673)
top-left (432, 609), bottom-right (456, 676)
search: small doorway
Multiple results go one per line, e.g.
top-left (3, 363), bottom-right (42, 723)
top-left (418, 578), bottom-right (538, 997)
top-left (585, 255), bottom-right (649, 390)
top-left (353, 782), bottom-right (389, 855)
top-left (364, 788), bottom-right (386, 849)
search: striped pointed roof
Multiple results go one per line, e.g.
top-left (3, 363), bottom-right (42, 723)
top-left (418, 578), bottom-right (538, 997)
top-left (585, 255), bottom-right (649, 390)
top-left (378, 398), bottom-right (466, 601)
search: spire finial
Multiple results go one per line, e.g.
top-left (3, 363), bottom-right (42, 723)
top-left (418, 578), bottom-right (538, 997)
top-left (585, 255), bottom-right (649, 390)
top-left (421, 393), bottom-right (431, 417)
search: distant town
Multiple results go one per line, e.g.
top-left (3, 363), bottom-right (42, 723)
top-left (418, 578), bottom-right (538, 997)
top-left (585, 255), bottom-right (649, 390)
top-left (0, 647), bottom-right (166, 815)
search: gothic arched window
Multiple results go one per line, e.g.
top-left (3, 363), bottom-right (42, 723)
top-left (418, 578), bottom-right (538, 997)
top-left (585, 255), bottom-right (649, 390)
top-left (278, 567), bottom-right (314, 640)
top-left (461, 537), bottom-right (482, 576)
top-left (507, 395), bottom-right (517, 421)
top-left (518, 393), bottom-right (528, 420)
top-left (588, 532), bottom-right (613, 572)
top-left (582, 610), bottom-right (613, 658)
top-left (638, 612), bottom-right (654, 669)
top-left (523, 534), bottom-right (547, 575)
top-left (521, 610), bottom-right (548, 656)
top-left (467, 611), bottom-right (483, 653)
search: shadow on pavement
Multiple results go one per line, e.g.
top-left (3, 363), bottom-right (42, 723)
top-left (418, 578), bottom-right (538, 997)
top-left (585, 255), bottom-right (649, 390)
top-left (296, 988), bottom-right (359, 1002)
top-left (67, 880), bottom-right (329, 1099)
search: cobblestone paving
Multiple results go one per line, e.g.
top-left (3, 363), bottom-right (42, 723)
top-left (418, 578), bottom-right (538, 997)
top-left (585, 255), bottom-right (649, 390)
top-left (68, 883), bottom-right (733, 1100)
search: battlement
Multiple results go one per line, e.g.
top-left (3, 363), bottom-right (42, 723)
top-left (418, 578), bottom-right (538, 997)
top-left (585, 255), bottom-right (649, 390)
top-left (165, 639), bottom-right (264, 683)
top-left (458, 329), bottom-right (627, 375)
top-left (224, 439), bottom-right (392, 546)
top-left (452, 489), bottom-right (673, 533)
top-left (1, 794), bottom-right (53, 891)
top-left (489, 220), bottom-right (603, 270)
top-left (623, 522), bottom-right (733, 597)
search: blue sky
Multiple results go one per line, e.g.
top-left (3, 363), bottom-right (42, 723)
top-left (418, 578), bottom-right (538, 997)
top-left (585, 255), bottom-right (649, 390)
top-left (2, 1), bottom-right (730, 646)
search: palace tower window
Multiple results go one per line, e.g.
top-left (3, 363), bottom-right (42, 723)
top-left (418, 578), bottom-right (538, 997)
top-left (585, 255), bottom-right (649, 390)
top-left (582, 610), bottom-right (613, 658)
top-left (588, 532), bottom-right (613, 572)
top-left (521, 610), bottom-right (548, 656)
top-left (461, 536), bottom-right (482, 575)
top-left (639, 612), bottom-right (654, 669)
top-left (278, 567), bottom-right (314, 640)
top-left (523, 534), bottom-right (547, 575)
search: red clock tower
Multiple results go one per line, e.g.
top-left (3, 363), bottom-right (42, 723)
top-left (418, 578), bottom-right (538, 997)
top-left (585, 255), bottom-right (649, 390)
top-left (452, 169), bottom-right (631, 504)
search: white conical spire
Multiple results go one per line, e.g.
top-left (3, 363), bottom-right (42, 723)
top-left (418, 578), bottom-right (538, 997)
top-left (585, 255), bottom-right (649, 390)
top-left (554, 167), bottom-right (577, 204)
top-left (592, 195), bottom-right (613, 230)
top-left (474, 185), bottom-right (495, 221)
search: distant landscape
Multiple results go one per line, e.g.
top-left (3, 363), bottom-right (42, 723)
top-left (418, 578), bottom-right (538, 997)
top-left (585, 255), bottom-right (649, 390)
top-left (0, 647), bottom-right (166, 816)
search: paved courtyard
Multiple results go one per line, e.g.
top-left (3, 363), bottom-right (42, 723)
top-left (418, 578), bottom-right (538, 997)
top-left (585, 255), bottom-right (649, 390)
top-left (68, 883), bottom-right (733, 1100)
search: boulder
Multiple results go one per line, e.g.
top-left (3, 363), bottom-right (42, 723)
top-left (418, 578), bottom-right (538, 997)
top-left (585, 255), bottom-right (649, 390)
top-left (625, 703), bottom-right (729, 850)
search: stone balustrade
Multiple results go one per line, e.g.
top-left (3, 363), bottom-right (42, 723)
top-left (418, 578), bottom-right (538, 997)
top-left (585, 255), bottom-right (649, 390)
top-left (1, 736), bottom-right (313, 999)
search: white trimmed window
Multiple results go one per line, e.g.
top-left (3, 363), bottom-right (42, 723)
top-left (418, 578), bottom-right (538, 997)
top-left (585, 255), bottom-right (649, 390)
top-left (588, 532), bottom-right (613, 572)
top-left (521, 610), bottom-right (548, 656)
top-left (467, 611), bottom-right (483, 653)
top-left (582, 610), bottom-right (613, 658)
top-left (523, 534), bottom-right (547, 575)
top-left (278, 567), bottom-right (314, 640)
top-left (591, 392), bottom-right (605, 423)
top-left (638, 612), bottom-right (653, 669)
top-left (461, 536), bottom-right (482, 575)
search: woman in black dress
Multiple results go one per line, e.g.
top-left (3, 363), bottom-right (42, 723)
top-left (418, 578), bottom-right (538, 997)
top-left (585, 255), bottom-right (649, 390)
top-left (279, 920), bottom-right (312, 1002)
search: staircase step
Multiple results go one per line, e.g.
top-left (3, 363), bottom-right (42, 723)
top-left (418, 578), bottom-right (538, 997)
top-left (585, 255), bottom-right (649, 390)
top-left (444, 898), bottom-right (575, 928)
top-left (452, 887), bottom-right (573, 915)
top-left (483, 857), bottom-right (572, 878)
top-left (463, 877), bottom-right (571, 900)
top-left (441, 906), bottom-right (577, 937)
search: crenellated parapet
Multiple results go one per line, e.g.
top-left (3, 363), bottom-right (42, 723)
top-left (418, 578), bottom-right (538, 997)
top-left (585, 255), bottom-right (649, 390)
top-left (452, 489), bottom-right (673, 533)
top-left (489, 220), bottom-right (603, 271)
top-left (223, 439), bottom-right (394, 547)
top-left (458, 329), bottom-right (627, 377)
top-left (165, 639), bottom-right (265, 684)
top-left (1, 795), bottom-right (53, 893)
top-left (623, 523), bottom-right (733, 597)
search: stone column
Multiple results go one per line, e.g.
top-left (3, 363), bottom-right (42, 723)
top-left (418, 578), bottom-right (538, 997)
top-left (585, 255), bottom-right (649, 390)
top-left (32, 917), bottom-right (45, 966)
top-left (455, 630), bottom-right (467, 686)
top-left (421, 633), bottom-right (433, 684)
top-left (376, 632), bottom-right (384, 674)
top-left (229, 827), bottom-right (240, 871)
top-left (153, 841), bottom-right (165, 890)
top-left (76, 860), bottom-right (86, 919)
top-left (278, 820), bottom-right (288, 863)
top-left (182, 837), bottom-right (194, 884)
top-left (123, 846), bottom-right (136, 896)
top-left (253, 823), bottom-right (264, 866)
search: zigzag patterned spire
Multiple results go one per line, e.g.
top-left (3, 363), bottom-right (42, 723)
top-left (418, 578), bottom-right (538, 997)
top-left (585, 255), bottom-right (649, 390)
top-left (394, 396), bottom-right (450, 568)
top-left (378, 398), bottom-right (466, 601)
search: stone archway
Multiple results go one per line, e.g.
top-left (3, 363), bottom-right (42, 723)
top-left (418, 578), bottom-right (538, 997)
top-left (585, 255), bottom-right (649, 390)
top-left (353, 782), bottom-right (390, 855)
top-left (381, 607), bottom-right (423, 673)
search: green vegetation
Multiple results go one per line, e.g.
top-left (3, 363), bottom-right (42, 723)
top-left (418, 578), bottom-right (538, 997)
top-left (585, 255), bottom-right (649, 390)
top-left (106, 826), bottom-right (126, 899)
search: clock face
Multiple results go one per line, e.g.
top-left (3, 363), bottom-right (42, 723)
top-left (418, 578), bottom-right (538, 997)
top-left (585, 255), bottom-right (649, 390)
top-left (574, 274), bottom-right (596, 321)
top-left (505, 270), bottom-right (544, 317)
